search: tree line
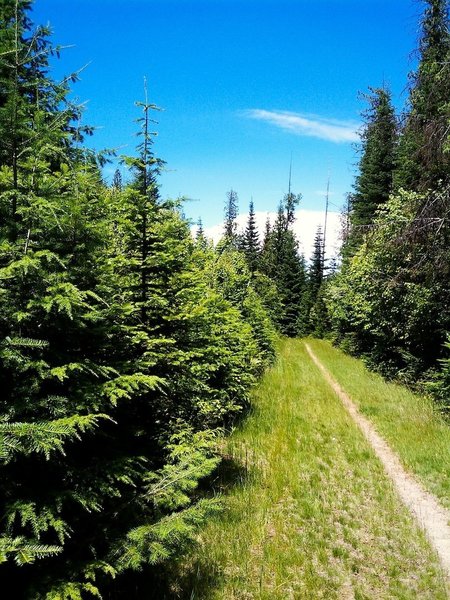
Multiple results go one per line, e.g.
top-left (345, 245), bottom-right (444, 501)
top-left (0, 0), bottom-right (449, 596)
top-left (325, 0), bottom-right (450, 405)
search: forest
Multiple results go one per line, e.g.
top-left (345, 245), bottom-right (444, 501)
top-left (0, 0), bottom-right (449, 597)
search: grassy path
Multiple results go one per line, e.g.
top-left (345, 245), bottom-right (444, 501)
top-left (171, 339), bottom-right (448, 599)
top-left (307, 340), bottom-right (450, 511)
top-left (305, 342), bottom-right (450, 586)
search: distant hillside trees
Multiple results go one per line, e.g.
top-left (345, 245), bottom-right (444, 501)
top-left (257, 192), bottom-right (307, 336)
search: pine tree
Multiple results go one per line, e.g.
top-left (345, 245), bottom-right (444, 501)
top-left (223, 188), bottom-right (239, 246)
top-left (242, 199), bottom-right (260, 273)
top-left (347, 87), bottom-right (397, 252)
top-left (395, 0), bottom-right (450, 190)
top-left (260, 193), bottom-right (306, 336)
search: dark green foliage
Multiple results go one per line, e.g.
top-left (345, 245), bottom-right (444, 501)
top-left (259, 193), bottom-right (307, 336)
top-left (346, 87), bottom-right (397, 254)
top-left (427, 336), bottom-right (450, 410)
top-left (328, 189), bottom-right (450, 383)
top-left (297, 227), bottom-right (328, 337)
top-left (394, 0), bottom-right (450, 191)
top-left (222, 189), bottom-right (239, 247)
top-left (112, 168), bottom-right (122, 191)
top-left (242, 199), bottom-right (260, 274)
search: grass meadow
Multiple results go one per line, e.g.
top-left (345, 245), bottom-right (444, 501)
top-left (166, 339), bottom-right (447, 599)
top-left (308, 339), bottom-right (450, 511)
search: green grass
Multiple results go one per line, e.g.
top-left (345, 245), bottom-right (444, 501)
top-left (167, 339), bottom-right (447, 599)
top-left (308, 339), bottom-right (450, 511)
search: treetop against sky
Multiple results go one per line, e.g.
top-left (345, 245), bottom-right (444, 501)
top-left (33, 0), bottom-right (420, 229)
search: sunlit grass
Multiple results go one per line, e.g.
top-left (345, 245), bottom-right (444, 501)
top-left (308, 339), bottom-right (450, 511)
top-left (169, 339), bottom-right (447, 599)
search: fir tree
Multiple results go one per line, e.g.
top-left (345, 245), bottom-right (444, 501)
top-left (242, 199), bottom-right (260, 273)
top-left (112, 167), bottom-right (122, 191)
top-left (297, 226), bottom-right (326, 336)
top-left (260, 193), bottom-right (306, 336)
top-left (195, 216), bottom-right (208, 248)
top-left (309, 226), bottom-right (325, 298)
top-left (395, 0), bottom-right (450, 190)
top-left (223, 188), bottom-right (239, 246)
top-left (347, 87), bottom-right (397, 253)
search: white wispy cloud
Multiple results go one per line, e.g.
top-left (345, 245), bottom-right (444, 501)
top-left (243, 109), bottom-right (359, 143)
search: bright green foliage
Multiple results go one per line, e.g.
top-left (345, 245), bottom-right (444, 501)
top-left (0, 3), bottom-right (276, 597)
top-left (206, 247), bottom-right (277, 370)
top-left (0, 536), bottom-right (62, 566)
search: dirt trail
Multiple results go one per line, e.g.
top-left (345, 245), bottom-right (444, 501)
top-left (305, 342), bottom-right (450, 587)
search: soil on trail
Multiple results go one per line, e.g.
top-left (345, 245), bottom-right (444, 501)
top-left (305, 342), bottom-right (450, 587)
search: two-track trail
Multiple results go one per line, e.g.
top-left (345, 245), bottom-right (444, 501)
top-left (305, 342), bottom-right (450, 589)
top-left (173, 339), bottom-right (449, 599)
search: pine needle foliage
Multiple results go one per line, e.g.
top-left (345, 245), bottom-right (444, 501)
top-left (0, 3), bottom-right (276, 596)
top-left (328, 0), bottom-right (450, 395)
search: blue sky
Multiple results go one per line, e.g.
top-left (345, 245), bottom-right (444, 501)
top-left (32, 0), bottom-right (421, 228)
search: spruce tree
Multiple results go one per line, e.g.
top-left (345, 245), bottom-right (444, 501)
top-left (347, 87), bottom-right (397, 253)
top-left (242, 199), bottom-right (260, 273)
top-left (260, 193), bottom-right (306, 336)
top-left (395, 0), bottom-right (450, 190)
top-left (223, 188), bottom-right (239, 246)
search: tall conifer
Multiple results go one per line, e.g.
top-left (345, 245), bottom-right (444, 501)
top-left (395, 0), bottom-right (450, 190)
top-left (346, 87), bottom-right (397, 253)
top-left (223, 189), bottom-right (239, 246)
top-left (242, 199), bottom-right (260, 273)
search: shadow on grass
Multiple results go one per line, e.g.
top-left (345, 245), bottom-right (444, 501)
top-left (101, 456), bottom-right (252, 599)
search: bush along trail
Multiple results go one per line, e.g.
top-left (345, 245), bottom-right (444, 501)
top-left (171, 339), bottom-right (449, 599)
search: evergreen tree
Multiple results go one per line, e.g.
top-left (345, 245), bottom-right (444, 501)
top-left (346, 87), bottom-right (397, 253)
top-left (395, 0), bottom-right (450, 190)
top-left (309, 226), bottom-right (325, 298)
top-left (260, 193), bottom-right (306, 336)
top-left (297, 227), bottom-right (327, 336)
top-left (242, 199), bottom-right (260, 273)
top-left (223, 188), bottom-right (239, 246)
top-left (195, 216), bottom-right (208, 248)
top-left (112, 167), bottom-right (122, 191)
